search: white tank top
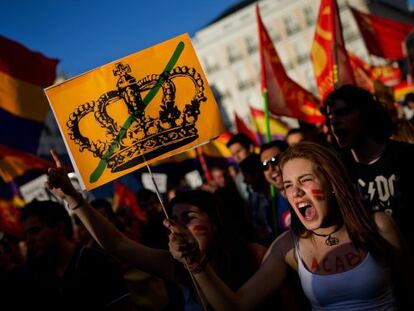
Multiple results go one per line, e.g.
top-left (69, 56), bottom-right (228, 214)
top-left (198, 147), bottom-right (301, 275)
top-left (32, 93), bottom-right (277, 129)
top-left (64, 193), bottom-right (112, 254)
top-left (294, 237), bottom-right (396, 310)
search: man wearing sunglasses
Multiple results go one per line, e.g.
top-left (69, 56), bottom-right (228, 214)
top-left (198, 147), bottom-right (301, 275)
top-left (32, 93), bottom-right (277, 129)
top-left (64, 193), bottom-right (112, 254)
top-left (259, 140), bottom-right (290, 233)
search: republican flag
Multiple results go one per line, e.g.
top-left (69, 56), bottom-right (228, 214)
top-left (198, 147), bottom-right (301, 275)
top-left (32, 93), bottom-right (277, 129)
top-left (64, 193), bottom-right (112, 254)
top-left (234, 113), bottom-right (259, 146)
top-left (0, 144), bottom-right (53, 183)
top-left (257, 5), bottom-right (324, 124)
top-left (311, 0), bottom-right (355, 100)
top-left (200, 132), bottom-right (233, 160)
top-left (394, 81), bottom-right (414, 101)
top-left (350, 6), bottom-right (414, 60)
top-left (249, 107), bottom-right (288, 139)
top-left (0, 35), bottom-right (58, 153)
top-left (0, 198), bottom-right (22, 237)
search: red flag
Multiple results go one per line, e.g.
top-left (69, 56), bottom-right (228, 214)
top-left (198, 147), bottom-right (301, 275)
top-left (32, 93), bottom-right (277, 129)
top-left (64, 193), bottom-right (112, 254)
top-left (113, 181), bottom-right (147, 223)
top-left (0, 35), bottom-right (58, 153)
top-left (348, 52), bottom-right (402, 92)
top-left (311, 0), bottom-right (355, 100)
top-left (350, 7), bottom-right (414, 60)
top-left (234, 113), bottom-right (259, 146)
top-left (0, 144), bottom-right (53, 182)
top-left (372, 66), bottom-right (402, 86)
top-left (257, 5), bottom-right (324, 124)
top-left (348, 52), bottom-right (375, 92)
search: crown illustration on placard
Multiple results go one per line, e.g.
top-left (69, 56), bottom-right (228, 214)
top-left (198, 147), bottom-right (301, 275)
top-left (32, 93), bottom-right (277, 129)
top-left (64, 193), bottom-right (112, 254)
top-left (66, 62), bottom-right (207, 172)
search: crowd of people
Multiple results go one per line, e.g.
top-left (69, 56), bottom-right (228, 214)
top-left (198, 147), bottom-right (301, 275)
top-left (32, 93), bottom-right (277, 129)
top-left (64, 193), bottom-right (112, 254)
top-left (1, 85), bottom-right (414, 310)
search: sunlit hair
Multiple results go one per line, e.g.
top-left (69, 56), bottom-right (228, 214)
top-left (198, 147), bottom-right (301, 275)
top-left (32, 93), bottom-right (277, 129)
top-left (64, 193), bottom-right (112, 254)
top-left (279, 142), bottom-right (392, 257)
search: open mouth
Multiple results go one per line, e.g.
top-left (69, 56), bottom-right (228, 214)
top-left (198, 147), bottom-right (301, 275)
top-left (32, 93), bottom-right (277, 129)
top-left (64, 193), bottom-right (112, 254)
top-left (297, 202), bottom-right (316, 220)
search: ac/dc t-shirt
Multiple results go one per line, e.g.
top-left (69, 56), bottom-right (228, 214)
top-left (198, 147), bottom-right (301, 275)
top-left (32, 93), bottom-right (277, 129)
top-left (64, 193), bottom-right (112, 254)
top-left (345, 141), bottom-right (414, 248)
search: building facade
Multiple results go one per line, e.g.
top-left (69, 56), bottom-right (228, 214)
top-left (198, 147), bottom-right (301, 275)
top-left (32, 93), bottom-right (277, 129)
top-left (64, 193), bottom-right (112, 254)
top-left (192, 0), bottom-right (409, 129)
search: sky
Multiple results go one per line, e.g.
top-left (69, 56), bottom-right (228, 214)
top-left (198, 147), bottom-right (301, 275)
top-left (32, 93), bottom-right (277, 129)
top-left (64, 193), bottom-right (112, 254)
top-left (0, 0), bottom-right (241, 78)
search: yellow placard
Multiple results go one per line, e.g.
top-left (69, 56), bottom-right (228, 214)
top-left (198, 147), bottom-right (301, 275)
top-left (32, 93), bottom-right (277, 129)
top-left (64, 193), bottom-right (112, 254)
top-left (45, 34), bottom-right (225, 190)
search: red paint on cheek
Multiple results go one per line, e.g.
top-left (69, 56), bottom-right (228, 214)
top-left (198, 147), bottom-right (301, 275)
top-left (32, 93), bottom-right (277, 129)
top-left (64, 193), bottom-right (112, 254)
top-left (311, 188), bottom-right (326, 201)
top-left (190, 225), bottom-right (209, 235)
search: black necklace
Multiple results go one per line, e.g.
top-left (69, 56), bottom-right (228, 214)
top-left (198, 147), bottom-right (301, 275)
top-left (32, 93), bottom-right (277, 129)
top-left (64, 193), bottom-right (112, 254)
top-left (312, 226), bottom-right (341, 246)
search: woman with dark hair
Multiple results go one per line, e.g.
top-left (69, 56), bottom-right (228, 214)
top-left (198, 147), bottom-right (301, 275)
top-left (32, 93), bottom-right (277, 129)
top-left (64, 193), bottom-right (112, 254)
top-left (167, 142), bottom-right (412, 310)
top-left (167, 190), bottom-right (265, 308)
top-left (45, 150), bottom-right (266, 310)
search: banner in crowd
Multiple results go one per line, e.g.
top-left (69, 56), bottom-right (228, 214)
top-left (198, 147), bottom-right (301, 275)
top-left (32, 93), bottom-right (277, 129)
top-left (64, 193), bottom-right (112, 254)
top-left (249, 107), bottom-right (289, 139)
top-left (350, 6), bottom-right (414, 60)
top-left (311, 0), bottom-right (355, 100)
top-left (348, 51), bottom-right (402, 93)
top-left (235, 113), bottom-right (259, 146)
top-left (0, 144), bottom-right (53, 183)
top-left (0, 35), bottom-right (58, 153)
top-left (45, 34), bottom-right (225, 190)
top-left (257, 5), bottom-right (324, 124)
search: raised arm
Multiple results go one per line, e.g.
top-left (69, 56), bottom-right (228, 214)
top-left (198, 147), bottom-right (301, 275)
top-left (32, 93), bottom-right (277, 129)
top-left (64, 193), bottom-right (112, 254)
top-left (166, 219), bottom-right (294, 310)
top-left (46, 149), bottom-right (175, 281)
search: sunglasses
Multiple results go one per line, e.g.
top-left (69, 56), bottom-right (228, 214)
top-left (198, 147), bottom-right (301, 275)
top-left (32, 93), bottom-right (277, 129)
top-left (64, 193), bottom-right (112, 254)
top-left (262, 155), bottom-right (279, 171)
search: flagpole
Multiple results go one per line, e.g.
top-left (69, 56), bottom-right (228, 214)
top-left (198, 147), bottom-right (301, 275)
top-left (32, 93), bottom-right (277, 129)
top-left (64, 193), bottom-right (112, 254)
top-left (332, 36), bottom-right (339, 89)
top-left (257, 4), bottom-right (278, 236)
top-left (332, 0), bottom-right (340, 88)
top-left (263, 89), bottom-right (272, 143)
top-left (196, 146), bottom-right (212, 184)
top-left (140, 152), bottom-right (208, 311)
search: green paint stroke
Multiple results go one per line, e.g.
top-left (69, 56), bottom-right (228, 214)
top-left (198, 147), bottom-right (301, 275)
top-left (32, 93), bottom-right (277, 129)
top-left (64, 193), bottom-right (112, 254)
top-left (89, 41), bottom-right (185, 183)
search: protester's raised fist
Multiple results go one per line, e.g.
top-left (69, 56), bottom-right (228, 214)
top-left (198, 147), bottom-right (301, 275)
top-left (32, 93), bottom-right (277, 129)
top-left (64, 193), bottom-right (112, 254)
top-left (164, 219), bottom-right (203, 267)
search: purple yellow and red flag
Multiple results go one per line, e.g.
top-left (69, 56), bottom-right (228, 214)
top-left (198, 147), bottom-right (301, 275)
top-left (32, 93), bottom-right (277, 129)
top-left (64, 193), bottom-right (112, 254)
top-left (350, 6), bottom-right (414, 60)
top-left (311, 0), bottom-right (355, 100)
top-left (0, 144), bottom-right (53, 183)
top-left (394, 82), bottom-right (414, 102)
top-left (0, 35), bottom-right (58, 153)
top-left (0, 198), bottom-right (23, 237)
top-left (257, 6), bottom-right (324, 124)
top-left (249, 107), bottom-right (289, 139)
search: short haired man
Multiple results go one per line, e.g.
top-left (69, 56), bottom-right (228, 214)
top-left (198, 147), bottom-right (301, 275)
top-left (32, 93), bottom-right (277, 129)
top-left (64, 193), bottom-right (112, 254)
top-left (323, 85), bottom-right (414, 249)
top-left (226, 133), bottom-right (255, 163)
top-left (16, 200), bottom-right (130, 309)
